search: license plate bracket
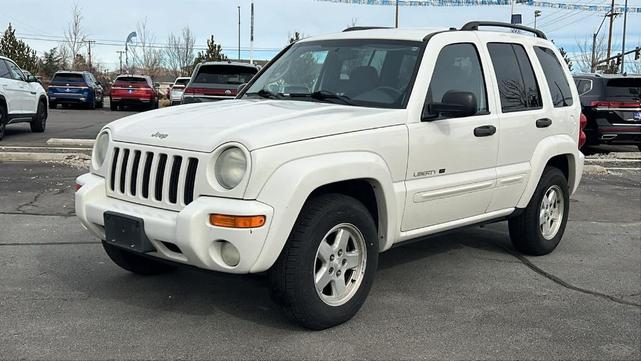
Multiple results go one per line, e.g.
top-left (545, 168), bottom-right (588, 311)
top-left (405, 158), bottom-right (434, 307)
top-left (104, 212), bottom-right (155, 253)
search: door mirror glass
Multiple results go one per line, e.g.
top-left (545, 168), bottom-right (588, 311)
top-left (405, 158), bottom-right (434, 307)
top-left (424, 91), bottom-right (477, 120)
top-left (26, 75), bottom-right (38, 83)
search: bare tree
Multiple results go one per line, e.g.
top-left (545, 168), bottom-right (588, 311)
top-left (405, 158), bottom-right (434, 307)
top-left (165, 27), bottom-right (196, 77)
top-left (63, 2), bottom-right (86, 70)
top-left (576, 35), bottom-right (623, 74)
top-left (131, 18), bottom-right (164, 78)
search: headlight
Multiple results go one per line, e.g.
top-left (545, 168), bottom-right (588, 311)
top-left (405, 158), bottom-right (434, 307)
top-left (215, 147), bottom-right (247, 189)
top-left (92, 131), bottom-right (110, 170)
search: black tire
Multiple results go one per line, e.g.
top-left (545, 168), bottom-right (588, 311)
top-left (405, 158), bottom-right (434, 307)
top-left (88, 97), bottom-right (96, 110)
top-left (269, 194), bottom-right (378, 330)
top-left (102, 241), bottom-right (176, 275)
top-left (0, 104), bottom-right (6, 141)
top-left (48, 102), bottom-right (56, 110)
top-left (110, 101), bottom-right (117, 111)
top-left (96, 98), bottom-right (104, 108)
top-left (508, 167), bottom-right (570, 256)
top-left (30, 100), bottom-right (47, 133)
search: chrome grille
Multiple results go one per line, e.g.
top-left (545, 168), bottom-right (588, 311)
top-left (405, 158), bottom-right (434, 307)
top-left (108, 145), bottom-right (199, 209)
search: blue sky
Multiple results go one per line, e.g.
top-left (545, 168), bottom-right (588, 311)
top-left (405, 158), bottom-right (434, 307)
top-left (0, 0), bottom-right (639, 71)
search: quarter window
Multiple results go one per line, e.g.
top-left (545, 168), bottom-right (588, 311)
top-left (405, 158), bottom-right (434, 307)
top-left (488, 43), bottom-right (542, 112)
top-left (425, 43), bottom-right (488, 117)
top-left (534, 47), bottom-right (573, 107)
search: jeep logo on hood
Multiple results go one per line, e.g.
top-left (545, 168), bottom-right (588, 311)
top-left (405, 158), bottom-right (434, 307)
top-left (151, 132), bottom-right (168, 139)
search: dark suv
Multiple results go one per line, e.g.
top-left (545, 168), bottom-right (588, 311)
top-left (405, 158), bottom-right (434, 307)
top-left (573, 74), bottom-right (641, 150)
top-left (48, 71), bottom-right (104, 109)
top-left (182, 62), bottom-right (258, 104)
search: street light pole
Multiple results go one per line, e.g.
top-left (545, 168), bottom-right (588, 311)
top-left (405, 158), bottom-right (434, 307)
top-left (591, 14), bottom-right (609, 73)
top-left (621, 0), bottom-right (628, 73)
top-left (534, 10), bottom-right (541, 30)
top-left (395, 0), bottom-right (399, 28)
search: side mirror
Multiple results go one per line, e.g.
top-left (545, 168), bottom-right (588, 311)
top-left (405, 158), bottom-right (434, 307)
top-left (154, 82), bottom-right (160, 88)
top-left (423, 91), bottom-right (477, 120)
top-left (26, 75), bottom-right (38, 83)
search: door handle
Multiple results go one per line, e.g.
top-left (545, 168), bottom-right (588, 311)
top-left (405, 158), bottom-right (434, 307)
top-left (536, 118), bottom-right (552, 128)
top-left (474, 125), bottom-right (496, 137)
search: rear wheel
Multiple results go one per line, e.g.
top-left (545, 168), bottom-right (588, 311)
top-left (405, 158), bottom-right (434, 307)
top-left (269, 194), bottom-right (378, 330)
top-left (30, 101), bottom-right (47, 133)
top-left (96, 97), bottom-right (104, 108)
top-left (508, 167), bottom-right (569, 256)
top-left (102, 241), bottom-right (176, 275)
top-left (110, 101), bottom-right (117, 111)
top-left (0, 104), bottom-right (6, 141)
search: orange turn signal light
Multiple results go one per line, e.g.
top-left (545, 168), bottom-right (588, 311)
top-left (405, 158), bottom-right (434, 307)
top-left (209, 214), bottom-right (266, 228)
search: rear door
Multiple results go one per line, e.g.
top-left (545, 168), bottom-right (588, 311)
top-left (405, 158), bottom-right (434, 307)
top-left (479, 38), bottom-right (554, 211)
top-left (403, 32), bottom-right (499, 230)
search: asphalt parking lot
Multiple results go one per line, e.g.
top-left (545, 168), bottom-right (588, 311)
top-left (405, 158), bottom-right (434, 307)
top-left (0, 106), bottom-right (640, 360)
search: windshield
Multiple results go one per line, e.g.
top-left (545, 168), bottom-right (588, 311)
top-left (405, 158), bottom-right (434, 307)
top-left (193, 65), bottom-right (257, 85)
top-left (52, 73), bottom-right (85, 84)
top-left (244, 39), bottom-right (423, 108)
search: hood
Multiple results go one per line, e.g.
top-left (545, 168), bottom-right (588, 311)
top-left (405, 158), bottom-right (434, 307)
top-left (107, 99), bottom-right (406, 152)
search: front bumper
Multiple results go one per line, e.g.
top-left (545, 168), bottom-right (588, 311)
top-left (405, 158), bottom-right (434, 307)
top-left (75, 173), bottom-right (274, 274)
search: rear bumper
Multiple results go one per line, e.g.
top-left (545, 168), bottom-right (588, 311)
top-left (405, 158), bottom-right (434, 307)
top-left (48, 93), bottom-right (90, 104)
top-left (111, 97), bottom-right (153, 105)
top-left (75, 173), bottom-right (274, 274)
top-left (591, 125), bottom-right (641, 145)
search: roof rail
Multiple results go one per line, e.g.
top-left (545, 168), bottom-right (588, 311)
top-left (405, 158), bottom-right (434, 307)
top-left (460, 21), bottom-right (547, 39)
top-left (343, 26), bottom-right (393, 32)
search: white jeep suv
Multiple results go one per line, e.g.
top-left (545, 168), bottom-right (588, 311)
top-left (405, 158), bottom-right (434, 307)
top-left (0, 56), bottom-right (48, 140)
top-left (76, 22), bottom-right (584, 329)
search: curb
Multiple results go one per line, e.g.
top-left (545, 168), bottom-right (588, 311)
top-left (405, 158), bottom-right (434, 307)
top-left (46, 138), bottom-right (95, 147)
top-left (583, 165), bottom-right (608, 175)
top-left (0, 151), bottom-right (90, 163)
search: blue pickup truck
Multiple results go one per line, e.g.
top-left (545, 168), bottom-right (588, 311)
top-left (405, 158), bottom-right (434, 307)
top-left (48, 71), bottom-right (104, 109)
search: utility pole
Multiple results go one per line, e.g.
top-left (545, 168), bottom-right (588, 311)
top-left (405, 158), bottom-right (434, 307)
top-left (116, 51), bottom-right (124, 73)
top-left (621, 0), bottom-right (628, 73)
top-left (534, 10), bottom-right (541, 30)
top-left (606, 0), bottom-right (616, 60)
top-left (85, 40), bottom-right (96, 69)
top-left (238, 5), bottom-right (241, 61)
top-left (395, 0), bottom-right (399, 28)
top-left (591, 13), bottom-right (609, 72)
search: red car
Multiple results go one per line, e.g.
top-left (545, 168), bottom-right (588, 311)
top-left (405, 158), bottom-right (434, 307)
top-left (110, 75), bottom-right (159, 111)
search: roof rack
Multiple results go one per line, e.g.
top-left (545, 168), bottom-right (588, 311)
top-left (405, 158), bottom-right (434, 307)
top-left (343, 26), bottom-right (393, 32)
top-left (461, 21), bottom-right (547, 39)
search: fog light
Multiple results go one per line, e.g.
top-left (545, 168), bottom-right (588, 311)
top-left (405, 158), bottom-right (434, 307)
top-left (220, 241), bottom-right (240, 267)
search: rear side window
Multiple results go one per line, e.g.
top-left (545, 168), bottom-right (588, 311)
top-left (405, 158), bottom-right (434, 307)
top-left (174, 78), bottom-right (190, 86)
top-left (605, 78), bottom-right (641, 100)
top-left (52, 73), bottom-right (85, 83)
top-left (534, 47), bottom-right (573, 107)
top-left (488, 43), bottom-right (542, 112)
top-left (574, 79), bottom-right (593, 96)
top-left (425, 43), bottom-right (488, 116)
top-left (194, 65), bottom-right (257, 85)
top-left (0, 60), bottom-right (9, 79)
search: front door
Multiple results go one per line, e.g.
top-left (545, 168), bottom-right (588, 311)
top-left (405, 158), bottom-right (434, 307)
top-left (403, 34), bottom-right (499, 231)
top-left (3, 59), bottom-right (31, 113)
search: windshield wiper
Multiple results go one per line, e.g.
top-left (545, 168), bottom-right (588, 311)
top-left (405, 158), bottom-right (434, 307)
top-left (248, 89), bottom-right (282, 99)
top-left (289, 90), bottom-right (355, 105)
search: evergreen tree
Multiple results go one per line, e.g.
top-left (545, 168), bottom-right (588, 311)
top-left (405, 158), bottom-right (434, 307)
top-left (0, 23), bottom-right (38, 73)
top-left (38, 47), bottom-right (64, 79)
top-left (193, 35), bottom-right (227, 66)
top-left (558, 47), bottom-right (573, 72)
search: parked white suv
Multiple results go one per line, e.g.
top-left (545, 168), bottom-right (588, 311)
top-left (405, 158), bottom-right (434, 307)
top-left (76, 22), bottom-right (584, 329)
top-left (0, 56), bottom-right (48, 140)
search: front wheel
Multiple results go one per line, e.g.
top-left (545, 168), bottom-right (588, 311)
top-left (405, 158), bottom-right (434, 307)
top-left (0, 105), bottom-right (7, 141)
top-left (102, 241), bottom-right (176, 275)
top-left (508, 167), bottom-right (570, 256)
top-left (30, 101), bottom-right (47, 133)
top-left (269, 194), bottom-right (378, 330)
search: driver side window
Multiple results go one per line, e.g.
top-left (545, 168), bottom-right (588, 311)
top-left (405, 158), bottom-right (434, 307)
top-left (425, 43), bottom-right (488, 117)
